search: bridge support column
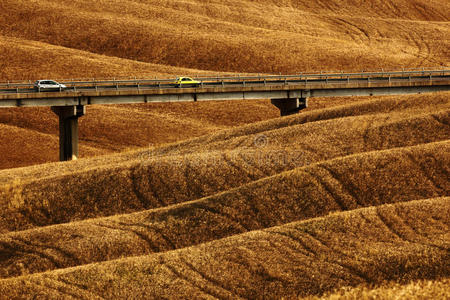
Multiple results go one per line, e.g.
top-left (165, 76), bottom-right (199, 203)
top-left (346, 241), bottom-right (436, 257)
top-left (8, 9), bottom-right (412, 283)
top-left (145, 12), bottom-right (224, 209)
top-left (271, 98), bottom-right (307, 116)
top-left (51, 105), bottom-right (85, 161)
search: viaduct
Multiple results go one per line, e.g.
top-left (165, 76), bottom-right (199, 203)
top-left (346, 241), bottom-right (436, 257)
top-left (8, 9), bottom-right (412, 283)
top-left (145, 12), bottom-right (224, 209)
top-left (0, 69), bottom-right (449, 161)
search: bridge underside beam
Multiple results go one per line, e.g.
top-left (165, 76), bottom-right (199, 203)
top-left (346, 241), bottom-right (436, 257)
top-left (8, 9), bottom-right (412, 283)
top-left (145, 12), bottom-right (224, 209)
top-left (1, 84), bottom-right (448, 108)
top-left (78, 85), bottom-right (448, 106)
top-left (51, 105), bottom-right (85, 161)
top-left (271, 98), bottom-right (308, 116)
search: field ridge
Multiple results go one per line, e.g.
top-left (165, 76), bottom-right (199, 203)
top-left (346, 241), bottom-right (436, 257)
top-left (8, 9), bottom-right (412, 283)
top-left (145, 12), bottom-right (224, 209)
top-left (0, 0), bottom-right (449, 298)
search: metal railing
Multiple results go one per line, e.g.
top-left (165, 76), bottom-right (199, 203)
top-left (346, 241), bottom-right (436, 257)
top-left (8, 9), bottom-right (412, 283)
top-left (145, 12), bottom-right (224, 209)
top-left (0, 69), bottom-right (449, 93)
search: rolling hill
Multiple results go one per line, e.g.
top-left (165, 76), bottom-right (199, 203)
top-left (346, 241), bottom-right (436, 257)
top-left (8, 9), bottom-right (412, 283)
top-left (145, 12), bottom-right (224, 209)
top-left (0, 0), bottom-right (449, 299)
top-left (0, 198), bottom-right (448, 298)
top-left (0, 0), bottom-right (449, 169)
top-left (1, 0), bottom-right (449, 77)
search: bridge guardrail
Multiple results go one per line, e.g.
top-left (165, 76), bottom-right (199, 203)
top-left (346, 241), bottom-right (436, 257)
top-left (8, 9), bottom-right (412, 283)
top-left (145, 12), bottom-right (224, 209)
top-left (0, 69), bottom-right (449, 92)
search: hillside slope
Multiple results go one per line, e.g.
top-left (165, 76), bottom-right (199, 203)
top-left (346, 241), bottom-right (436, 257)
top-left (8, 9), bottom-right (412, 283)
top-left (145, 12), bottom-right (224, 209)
top-left (0, 92), bottom-right (447, 298)
top-left (318, 278), bottom-right (450, 300)
top-left (0, 99), bottom-right (279, 169)
top-left (0, 197), bottom-right (448, 298)
top-left (1, 91), bottom-right (448, 182)
top-left (0, 0), bottom-right (448, 170)
top-left (0, 141), bottom-right (448, 278)
top-left (1, 0), bottom-right (449, 77)
top-left (0, 1), bottom-right (449, 298)
top-left (0, 95), bottom-right (448, 233)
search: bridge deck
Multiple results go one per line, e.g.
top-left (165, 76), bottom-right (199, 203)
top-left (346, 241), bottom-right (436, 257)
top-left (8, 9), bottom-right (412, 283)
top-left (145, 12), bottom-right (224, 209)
top-left (1, 69), bottom-right (448, 161)
top-left (0, 70), bottom-right (449, 107)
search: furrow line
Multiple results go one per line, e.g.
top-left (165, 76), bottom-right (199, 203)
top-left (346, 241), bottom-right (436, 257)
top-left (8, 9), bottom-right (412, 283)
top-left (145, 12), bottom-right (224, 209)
top-left (130, 167), bottom-right (151, 210)
top-left (181, 258), bottom-right (241, 300)
top-left (163, 261), bottom-right (226, 300)
top-left (94, 222), bottom-right (159, 252)
top-left (302, 169), bottom-right (347, 211)
top-left (195, 203), bottom-right (251, 232)
top-left (299, 230), bottom-right (374, 283)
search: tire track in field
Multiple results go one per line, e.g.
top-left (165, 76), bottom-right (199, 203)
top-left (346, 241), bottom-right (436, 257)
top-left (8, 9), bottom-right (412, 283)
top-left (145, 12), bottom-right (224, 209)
top-left (195, 202), bottom-right (251, 232)
top-left (221, 152), bottom-right (253, 182)
top-left (13, 236), bottom-right (81, 266)
top-left (301, 229), bottom-right (376, 282)
top-left (405, 152), bottom-right (446, 193)
top-left (0, 236), bottom-right (69, 270)
top-left (374, 205), bottom-right (449, 252)
top-left (409, 29), bottom-right (432, 66)
top-left (163, 260), bottom-right (228, 300)
top-left (181, 258), bottom-right (241, 300)
top-left (0, 198), bottom-right (448, 298)
top-left (182, 158), bottom-right (204, 201)
top-left (430, 112), bottom-right (450, 127)
top-left (392, 206), bottom-right (449, 252)
top-left (386, 0), bottom-right (402, 18)
top-left (29, 279), bottom-right (80, 299)
top-left (374, 207), bottom-right (406, 241)
top-left (360, 116), bottom-right (376, 153)
top-left (130, 167), bottom-right (152, 210)
top-left (316, 0), bottom-right (334, 11)
top-left (371, 115), bottom-right (392, 149)
top-left (114, 221), bottom-right (178, 252)
top-left (302, 169), bottom-right (347, 211)
top-left (328, 17), bottom-right (371, 44)
top-left (412, 2), bottom-right (448, 21)
top-left (94, 222), bottom-right (159, 252)
top-left (0, 141), bottom-right (448, 278)
top-left (395, 21), bottom-right (431, 67)
top-left (263, 230), bottom-right (356, 284)
top-left (139, 223), bottom-right (177, 250)
top-left (236, 151), bottom-right (268, 180)
top-left (266, 229), bottom-right (371, 283)
top-left (45, 277), bottom-right (103, 300)
top-left (134, 165), bottom-right (166, 208)
top-left (265, 230), bottom-right (320, 258)
top-left (319, 164), bottom-right (362, 207)
top-left (58, 277), bottom-right (105, 300)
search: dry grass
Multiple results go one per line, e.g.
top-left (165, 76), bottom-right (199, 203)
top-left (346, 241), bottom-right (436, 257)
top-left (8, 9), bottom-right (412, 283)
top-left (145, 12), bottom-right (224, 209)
top-left (0, 91), bottom-right (447, 171)
top-left (0, 0), bottom-right (448, 169)
top-left (0, 96), bottom-right (448, 233)
top-left (0, 99), bottom-right (279, 169)
top-left (0, 36), bottom-right (216, 80)
top-left (0, 1), bottom-right (449, 298)
top-left (0, 140), bottom-right (448, 278)
top-left (0, 123), bottom-right (104, 169)
top-left (0, 97), bottom-right (447, 298)
top-left (0, 197), bottom-right (447, 298)
top-left (316, 278), bottom-right (450, 300)
top-left (0, 0), bottom-right (449, 80)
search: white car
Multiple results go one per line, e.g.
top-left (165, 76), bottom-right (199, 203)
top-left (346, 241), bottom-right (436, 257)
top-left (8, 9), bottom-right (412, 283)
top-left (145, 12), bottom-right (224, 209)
top-left (34, 80), bottom-right (67, 91)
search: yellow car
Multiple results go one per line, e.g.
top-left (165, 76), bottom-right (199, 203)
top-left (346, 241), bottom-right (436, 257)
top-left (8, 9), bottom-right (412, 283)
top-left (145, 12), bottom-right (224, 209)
top-left (173, 77), bottom-right (200, 88)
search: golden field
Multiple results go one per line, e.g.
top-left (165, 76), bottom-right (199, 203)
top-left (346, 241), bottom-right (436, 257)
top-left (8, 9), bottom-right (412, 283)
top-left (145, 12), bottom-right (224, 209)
top-left (0, 0), bottom-right (449, 299)
top-left (0, 0), bottom-right (449, 168)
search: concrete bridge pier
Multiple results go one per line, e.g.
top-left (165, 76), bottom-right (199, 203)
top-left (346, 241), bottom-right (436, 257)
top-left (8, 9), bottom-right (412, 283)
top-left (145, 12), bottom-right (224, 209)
top-left (51, 105), bottom-right (85, 161)
top-left (271, 98), bottom-right (308, 116)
